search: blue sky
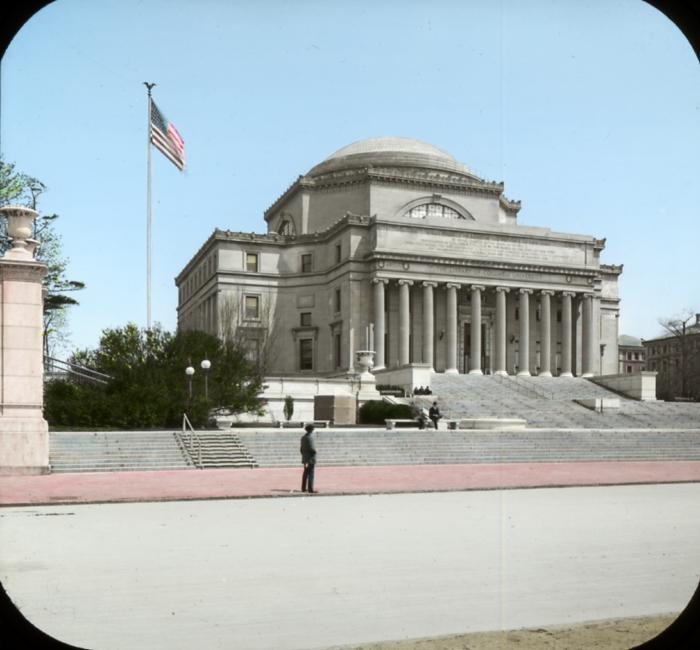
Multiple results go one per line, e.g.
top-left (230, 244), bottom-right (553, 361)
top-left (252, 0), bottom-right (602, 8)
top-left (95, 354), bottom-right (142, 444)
top-left (1, 0), bottom-right (698, 353)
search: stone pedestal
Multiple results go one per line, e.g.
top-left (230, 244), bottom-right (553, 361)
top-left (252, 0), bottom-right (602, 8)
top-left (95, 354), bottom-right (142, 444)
top-left (0, 206), bottom-right (49, 475)
top-left (354, 350), bottom-right (381, 402)
top-left (314, 395), bottom-right (357, 425)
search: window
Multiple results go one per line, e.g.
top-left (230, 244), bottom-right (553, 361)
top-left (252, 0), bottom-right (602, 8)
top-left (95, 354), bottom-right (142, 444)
top-left (301, 253), bottom-right (313, 273)
top-left (634, 352), bottom-right (639, 360)
top-left (627, 352), bottom-right (632, 360)
top-left (300, 312), bottom-right (311, 327)
top-left (406, 203), bottom-right (463, 219)
top-left (556, 310), bottom-right (562, 323)
top-left (246, 252), bottom-right (259, 273)
top-left (299, 339), bottom-right (313, 370)
top-left (334, 288), bottom-right (341, 313)
top-left (244, 295), bottom-right (259, 320)
top-left (334, 332), bottom-right (342, 369)
top-left (335, 243), bottom-right (341, 264)
top-left (627, 365), bottom-right (632, 374)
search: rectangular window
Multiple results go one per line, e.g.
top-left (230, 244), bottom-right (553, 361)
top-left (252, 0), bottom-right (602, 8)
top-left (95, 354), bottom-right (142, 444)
top-left (556, 310), bottom-right (562, 323)
top-left (627, 365), bottom-right (632, 374)
top-left (301, 253), bottom-right (313, 273)
top-left (246, 252), bottom-right (259, 273)
top-left (335, 243), bottom-right (341, 264)
top-left (244, 295), bottom-right (260, 320)
top-left (334, 332), bottom-right (342, 368)
top-left (334, 287), bottom-right (341, 313)
top-left (300, 312), bottom-right (311, 327)
top-left (300, 339), bottom-right (313, 370)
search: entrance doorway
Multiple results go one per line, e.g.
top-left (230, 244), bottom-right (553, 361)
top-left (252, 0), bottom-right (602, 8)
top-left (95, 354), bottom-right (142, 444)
top-left (461, 321), bottom-right (490, 373)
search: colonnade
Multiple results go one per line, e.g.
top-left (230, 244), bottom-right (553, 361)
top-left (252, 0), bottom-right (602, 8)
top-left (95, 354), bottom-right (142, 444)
top-left (372, 278), bottom-right (598, 377)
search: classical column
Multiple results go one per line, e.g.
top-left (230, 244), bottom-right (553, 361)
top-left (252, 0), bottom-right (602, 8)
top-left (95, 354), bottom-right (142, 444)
top-left (445, 283), bottom-right (460, 374)
top-left (539, 290), bottom-right (554, 377)
top-left (494, 286), bottom-right (509, 376)
top-left (422, 282), bottom-right (436, 369)
top-left (372, 278), bottom-right (388, 370)
top-left (581, 293), bottom-right (595, 377)
top-left (517, 289), bottom-right (532, 376)
top-left (469, 285), bottom-right (485, 374)
top-left (398, 279), bottom-right (413, 366)
top-left (560, 291), bottom-right (574, 377)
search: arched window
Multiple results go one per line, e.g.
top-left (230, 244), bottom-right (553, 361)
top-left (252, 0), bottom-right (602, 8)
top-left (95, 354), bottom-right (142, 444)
top-left (405, 203), bottom-right (464, 220)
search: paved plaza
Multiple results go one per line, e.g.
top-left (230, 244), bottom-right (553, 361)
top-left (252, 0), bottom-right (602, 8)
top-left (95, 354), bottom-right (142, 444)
top-left (1, 484), bottom-right (699, 650)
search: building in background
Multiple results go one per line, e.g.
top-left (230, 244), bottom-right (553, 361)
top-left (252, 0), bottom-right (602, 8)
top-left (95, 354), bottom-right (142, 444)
top-left (176, 137), bottom-right (621, 379)
top-left (643, 315), bottom-right (700, 401)
top-left (618, 335), bottom-right (645, 374)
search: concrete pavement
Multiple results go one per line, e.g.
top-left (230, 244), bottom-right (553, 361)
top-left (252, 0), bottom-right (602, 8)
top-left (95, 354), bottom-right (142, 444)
top-left (1, 485), bottom-right (698, 649)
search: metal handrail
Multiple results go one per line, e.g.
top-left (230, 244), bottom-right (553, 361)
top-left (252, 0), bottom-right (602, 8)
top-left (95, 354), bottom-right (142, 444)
top-left (43, 355), bottom-right (112, 385)
top-left (182, 412), bottom-right (202, 468)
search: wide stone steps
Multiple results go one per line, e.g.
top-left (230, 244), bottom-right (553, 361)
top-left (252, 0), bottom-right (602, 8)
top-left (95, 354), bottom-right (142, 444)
top-left (50, 432), bottom-right (193, 473)
top-left (236, 429), bottom-right (700, 468)
top-left (429, 375), bottom-right (700, 430)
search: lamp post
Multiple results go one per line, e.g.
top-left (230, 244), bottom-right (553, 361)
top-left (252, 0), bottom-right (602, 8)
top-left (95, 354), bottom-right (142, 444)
top-left (200, 358), bottom-right (211, 401)
top-left (185, 363), bottom-right (195, 415)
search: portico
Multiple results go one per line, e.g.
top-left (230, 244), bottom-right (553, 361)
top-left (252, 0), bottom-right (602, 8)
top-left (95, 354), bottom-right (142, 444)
top-left (372, 278), bottom-right (601, 377)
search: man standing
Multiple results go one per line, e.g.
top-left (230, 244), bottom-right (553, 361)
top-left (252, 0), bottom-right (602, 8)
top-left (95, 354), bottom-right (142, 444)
top-left (300, 423), bottom-right (317, 493)
top-left (428, 401), bottom-right (442, 430)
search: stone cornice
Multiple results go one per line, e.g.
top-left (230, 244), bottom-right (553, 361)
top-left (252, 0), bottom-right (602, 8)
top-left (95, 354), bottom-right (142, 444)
top-left (370, 251), bottom-right (600, 280)
top-left (600, 263), bottom-right (624, 275)
top-left (263, 166), bottom-right (521, 220)
top-left (0, 258), bottom-right (47, 281)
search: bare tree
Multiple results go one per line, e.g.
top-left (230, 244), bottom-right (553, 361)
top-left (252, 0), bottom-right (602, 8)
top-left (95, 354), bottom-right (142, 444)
top-left (657, 310), bottom-right (700, 400)
top-left (218, 290), bottom-right (280, 374)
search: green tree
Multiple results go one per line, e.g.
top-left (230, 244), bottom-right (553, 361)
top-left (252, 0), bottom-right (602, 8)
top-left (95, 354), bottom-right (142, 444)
top-left (45, 324), bottom-right (264, 429)
top-left (0, 158), bottom-right (85, 356)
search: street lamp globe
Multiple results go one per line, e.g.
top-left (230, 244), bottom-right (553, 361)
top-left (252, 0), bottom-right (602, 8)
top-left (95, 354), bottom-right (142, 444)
top-left (200, 359), bottom-right (211, 371)
top-left (185, 365), bottom-right (195, 377)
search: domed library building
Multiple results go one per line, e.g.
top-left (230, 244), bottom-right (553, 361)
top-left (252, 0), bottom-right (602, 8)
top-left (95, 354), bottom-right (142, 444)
top-left (176, 137), bottom-right (621, 382)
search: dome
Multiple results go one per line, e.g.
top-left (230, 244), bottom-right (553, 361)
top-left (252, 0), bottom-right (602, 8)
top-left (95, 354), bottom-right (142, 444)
top-left (306, 136), bottom-right (476, 178)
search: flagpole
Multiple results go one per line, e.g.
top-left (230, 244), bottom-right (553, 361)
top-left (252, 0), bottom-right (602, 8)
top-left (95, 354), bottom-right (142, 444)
top-left (144, 82), bottom-right (156, 331)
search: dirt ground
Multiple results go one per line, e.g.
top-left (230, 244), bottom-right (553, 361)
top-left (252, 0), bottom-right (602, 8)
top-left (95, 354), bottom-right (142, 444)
top-left (334, 614), bottom-right (676, 650)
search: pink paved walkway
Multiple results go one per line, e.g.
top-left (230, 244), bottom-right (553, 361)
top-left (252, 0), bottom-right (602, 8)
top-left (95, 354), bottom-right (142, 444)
top-left (1, 461), bottom-right (700, 507)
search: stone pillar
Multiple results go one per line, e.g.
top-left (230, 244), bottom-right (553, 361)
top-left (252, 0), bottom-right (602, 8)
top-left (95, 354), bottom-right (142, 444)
top-left (372, 279), bottom-right (387, 370)
top-left (469, 285), bottom-right (484, 374)
top-left (538, 290), bottom-right (554, 376)
top-left (422, 282), bottom-right (436, 370)
top-left (582, 293), bottom-right (595, 377)
top-left (560, 291), bottom-right (574, 377)
top-left (494, 286), bottom-right (509, 376)
top-left (398, 279), bottom-right (413, 366)
top-left (445, 283), bottom-right (459, 374)
top-left (517, 289), bottom-right (532, 376)
top-left (0, 206), bottom-right (49, 475)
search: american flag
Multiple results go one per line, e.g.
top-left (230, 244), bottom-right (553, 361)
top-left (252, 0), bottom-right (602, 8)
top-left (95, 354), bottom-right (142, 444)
top-left (149, 100), bottom-right (185, 171)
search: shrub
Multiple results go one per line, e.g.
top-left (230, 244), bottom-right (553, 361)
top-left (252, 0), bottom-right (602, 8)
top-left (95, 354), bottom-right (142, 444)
top-left (358, 400), bottom-right (413, 424)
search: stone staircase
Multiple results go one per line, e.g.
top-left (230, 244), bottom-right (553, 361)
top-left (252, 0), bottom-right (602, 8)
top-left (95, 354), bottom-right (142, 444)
top-left (429, 375), bottom-right (700, 429)
top-left (175, 431), bottom-right (257, 469)
top-left (50, 430), bottom-right (256, 472)
top-left (50, 431), bottom-right (193, 473)
top-left (235, 428), bottom-right (700, 468)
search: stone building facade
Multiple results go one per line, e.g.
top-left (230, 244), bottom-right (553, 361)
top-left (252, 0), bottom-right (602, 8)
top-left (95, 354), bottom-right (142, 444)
top-left (176, 138), bottom-right (621, 379)
top-left (618, 335), bottom-right (646, 374)
top-left (643, 315), bottom-right (700, 400)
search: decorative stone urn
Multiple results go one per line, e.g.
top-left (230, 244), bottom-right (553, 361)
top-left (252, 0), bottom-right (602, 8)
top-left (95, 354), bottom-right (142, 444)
top-left (354, 350), bottom-right (375, 381)
top-left (2, 205), bottom-right (40, 260)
